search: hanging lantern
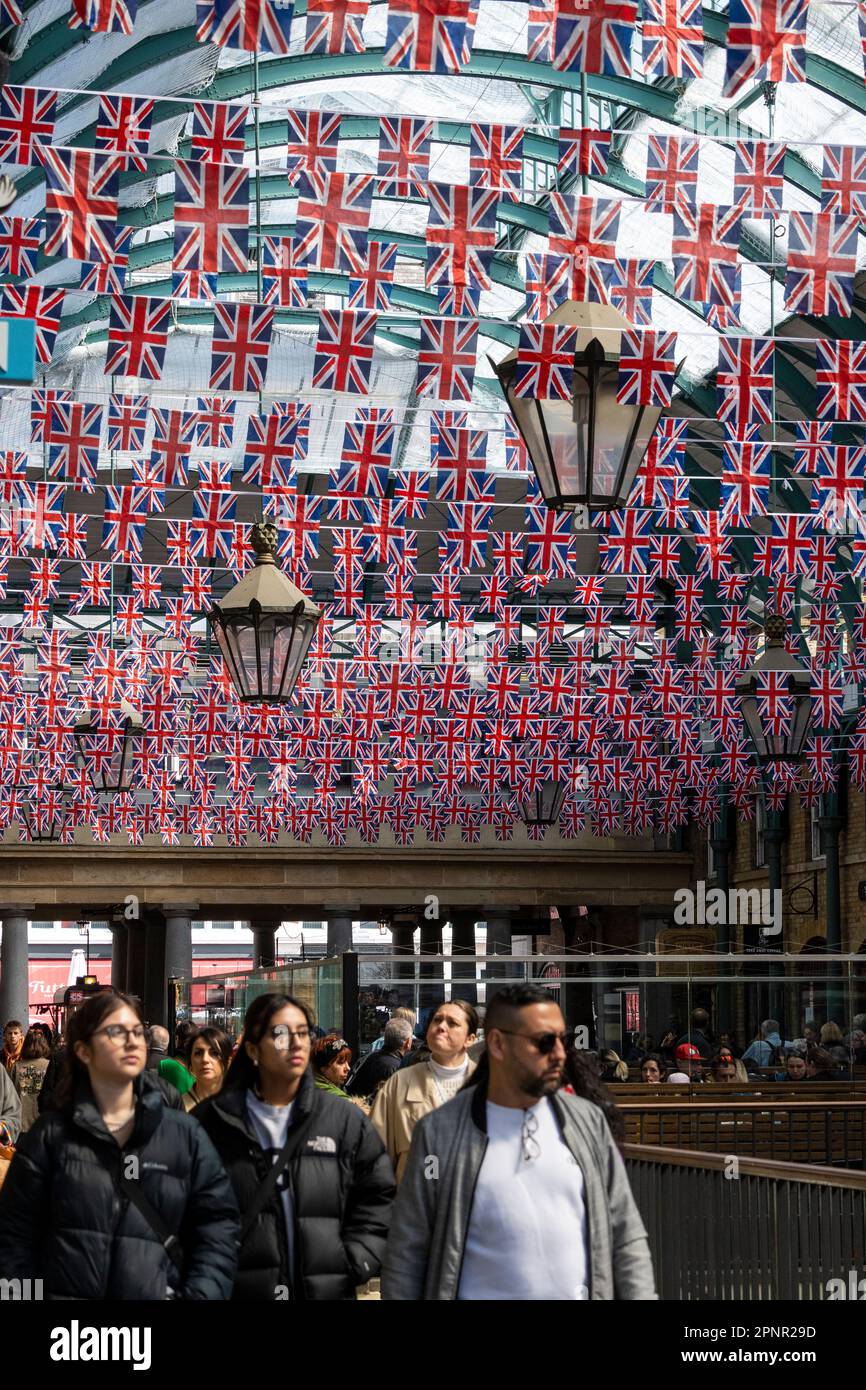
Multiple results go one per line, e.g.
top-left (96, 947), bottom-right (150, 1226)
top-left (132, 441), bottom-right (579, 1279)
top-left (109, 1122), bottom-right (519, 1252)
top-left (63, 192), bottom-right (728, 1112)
top-left (19, 789), bottom-right (68, 842)
top-left (492, 301), bottom-right (667, 514)
top-left (73, 700), bottom-right (143, 794)
top-left (208, 521), bottom-right (321, 704)
top-left (736, 614), bottom-right (813, 763)
top-left (520, 778), bottom-right (567, 827)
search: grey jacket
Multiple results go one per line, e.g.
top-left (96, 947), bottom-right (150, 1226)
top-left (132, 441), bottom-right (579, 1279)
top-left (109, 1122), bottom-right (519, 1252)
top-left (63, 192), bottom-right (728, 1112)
top-left (381, 1083), bottom-right (656, 1301)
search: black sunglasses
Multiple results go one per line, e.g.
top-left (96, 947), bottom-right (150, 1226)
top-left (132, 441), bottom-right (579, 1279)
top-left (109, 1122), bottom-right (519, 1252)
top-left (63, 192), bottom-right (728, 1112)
top-left (496, 1028), bottom-right (569, 1056)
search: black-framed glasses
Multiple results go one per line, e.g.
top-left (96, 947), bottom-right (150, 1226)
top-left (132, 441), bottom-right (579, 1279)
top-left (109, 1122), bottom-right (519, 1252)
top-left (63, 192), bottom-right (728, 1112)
top-left (268, 1025), bottom-right (310, 1043)
top-left (497, 1028), bottom-right (569, 1056)
top-left (94, 1024), bottom-right (146, 1045)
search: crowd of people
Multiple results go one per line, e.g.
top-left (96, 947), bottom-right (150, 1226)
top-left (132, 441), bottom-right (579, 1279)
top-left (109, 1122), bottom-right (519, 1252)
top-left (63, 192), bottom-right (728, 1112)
top-left (596, 1008), bottom-right (866, 1085)
top-left (0, 984), bottom-right (657, 1300)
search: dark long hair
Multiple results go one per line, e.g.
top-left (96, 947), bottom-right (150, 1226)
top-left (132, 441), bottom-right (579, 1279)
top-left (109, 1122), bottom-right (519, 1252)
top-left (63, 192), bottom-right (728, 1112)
top-left (189, 1026), bottom-right (233, 1077)
top-left (563, 1048), bottom-right (626, 1149)
top-left (223, 992), bottom-right (314, 1092)
top-left (54, 990), bottom-right (143, 1109)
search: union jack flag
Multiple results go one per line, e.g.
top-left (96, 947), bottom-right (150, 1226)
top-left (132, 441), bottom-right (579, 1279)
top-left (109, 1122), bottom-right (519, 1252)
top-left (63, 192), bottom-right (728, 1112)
top-left (671, 202), bottom-right (741, 306)
top-left (209, 301), bottom-right (274, 392)
top-left (514, 324), bottom-right (576, 399)
top-left (820, 145), bottom-right (866, 222)
top-left (609, 259), bottom-right (654, 324)
top-left (377, 117), bottom-right (432, 197)
top-left (242, 411), bottom-right (296, 488)
top-left (617, 329), bottom-right (678, 406)
top-left (30, 389), bottom-right (72, 444)
top-left (107, 395), bottom-right (148, 453)
top-left (784, 212), bottom-right (858, 317)
top-left (348, 239), bottom-right (397, 309)
top-left (195, 0), bottom-right (293, 52)
top-left (598, 509), bottom-right (653, 574)
top-left (295, 172), bottom-right (373, 272)
top-left (79, 224), bottom-right (133, 294)
top-left (173, 159), bottom-right (249, 274)
top-left (723, 0), bottom-right (807, 97)
top-left (0, 87), bottom-right (56, 166)
top-left (102, 485), bottom-right (149, 559)
top-left (528, 0), bottom-right (556, 60)
top-left (733, 140), bottom-right (786, 214)
top-left (172, 270), bottom-right (217, 302)
top-left (313, 309), bottom-right (377, 393)
top-left (436, 426), bottom-right (490, 500)
top-left (469, 124), bottom-right (524, 195)
top-left (642, 0), bottom-right (703, 78)
top-left (793, 418), bottom-right (833, 475)
top-left (41, 148), bottom-right (120, 263)
top-left (425, 182), bottom-right (497, 296)
top-left (720, 436), bottom-right (771, 523)
top-left (553, 0), bottom-right (637, 76)
top-left (812, 446), bottom-right (866, 530)
top-left (548, 194), bottom-right (621, 302)
top-left (716, 336), bottom-right (774, 432)
top-left (1, 286), bottom-right (64, 364)
top-left (645, 134), bottom-right (698, 214)
top-left (262, 236), bottom-right (308, 307)
top-left (105, 295), bottom-right (171, 380)
top-left (190, 102), bottom-right (248, 165)
top-left (441, 502), bottom-right (491, 570)
top-left (195, 396), bottom-right (236, 448)
top-left (384, 0), bottom-right (471, 73)
top-left (0, 217), bottom-right (41, 277)
top-left (192, 489), bottom-right (237, 561)
top-left (0, 0), bottom-right (22, 24)
top-left (150, 407), bottom-right (195, 487)
top-left (333, 409), bottom-right (395, 508)
top-left (525, 251), bottom-right (560, 320)
top-left (94, 94), bottom-right (153, 173)
top-left (286, 110), bottom-right (340, 192)
top-left (46, 401), bottom-right (103, 491)
top-left (816, 340), bottom-right (866, 422)
top-left (68, 0), bottom-right (135, 31)
top-left (17, 482), bottom-right (66, 551)
top-left (304, 0), bottom-right (368, 53)
top-left (504, 416), bottom-right (527, 472)
top-left (417, 318), bottom-right (478, 401)
top-left (557, 127), bottom-right (612, 182)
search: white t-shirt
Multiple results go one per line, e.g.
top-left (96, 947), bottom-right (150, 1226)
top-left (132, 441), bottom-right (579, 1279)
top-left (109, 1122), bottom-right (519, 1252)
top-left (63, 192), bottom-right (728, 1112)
top-left (457, 1097), bottom-right (589, 1301)
top-left (246, 1092), bottom-right (296, 1282)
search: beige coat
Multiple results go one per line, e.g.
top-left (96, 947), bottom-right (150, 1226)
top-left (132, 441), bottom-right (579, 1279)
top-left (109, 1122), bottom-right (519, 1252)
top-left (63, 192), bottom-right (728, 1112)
top-left (369, 1057), bottom-right (477, 1182)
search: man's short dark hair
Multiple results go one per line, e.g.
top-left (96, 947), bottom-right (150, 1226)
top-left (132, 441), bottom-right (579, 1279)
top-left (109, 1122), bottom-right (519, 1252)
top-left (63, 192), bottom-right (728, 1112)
top-left (691, 1008), bottom-right (710, 1031)
top-left (486, 984), bottom-right (558, 1034)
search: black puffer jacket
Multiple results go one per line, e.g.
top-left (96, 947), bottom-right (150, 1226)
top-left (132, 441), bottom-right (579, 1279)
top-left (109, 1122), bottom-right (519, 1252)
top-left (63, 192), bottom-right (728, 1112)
top-left (0, 1070), bottom-right (239, 1300)
top-left (196, 1069), bottom-right (395, 1300)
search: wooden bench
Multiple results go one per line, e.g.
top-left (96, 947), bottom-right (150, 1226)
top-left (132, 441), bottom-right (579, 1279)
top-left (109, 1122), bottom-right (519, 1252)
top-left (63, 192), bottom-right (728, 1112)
top-left (616, 1097), bottom-right (866, 1165)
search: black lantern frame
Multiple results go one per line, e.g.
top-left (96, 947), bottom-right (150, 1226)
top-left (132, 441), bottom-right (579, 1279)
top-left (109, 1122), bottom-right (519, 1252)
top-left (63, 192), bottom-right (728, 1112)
top-left (73, 706), bottom-right (143, 794)
top-left (492, 301), bottom-right (671, 513)
top-left (19, 790), bottom-right (68, 842)
top-left (736, 614), bottom-right (813, 763)
top-left (520, 778), bottom-right (567, 827)
top-left (208, 522), bottom-right (321, 704)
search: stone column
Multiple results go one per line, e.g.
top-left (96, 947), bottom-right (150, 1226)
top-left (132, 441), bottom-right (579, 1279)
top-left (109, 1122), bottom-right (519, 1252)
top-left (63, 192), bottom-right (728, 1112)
top-left (126, 920), bottom-right (147, 1003)
top-left (450, 912), bottom-right (477, 1006)
top-left (484, 912), bottom-right (517, 995)
top-left (143, 909), bottom-right (167, 1027)
top-left (0, 908), bottom-right (30, 1029)
top-left (110, 923), bottom-right (128, 992)
top-left (164, 906), bottom-right (194, 1030)
top-left (391, 917), bottom-right (416, 1002)
top-left (819, 794), bottom-right (844, 1026)
top-left (326, 917), bottom-right (354, 957)
top-left (251, 923), bottom-right (276, 969)
top-left (418, 919), bottom-right (444, 1013)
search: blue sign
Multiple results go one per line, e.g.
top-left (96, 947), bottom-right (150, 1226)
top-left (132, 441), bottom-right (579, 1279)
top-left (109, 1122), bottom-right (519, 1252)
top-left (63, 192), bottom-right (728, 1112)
top-left (0, 317), bottom-right (36, 384)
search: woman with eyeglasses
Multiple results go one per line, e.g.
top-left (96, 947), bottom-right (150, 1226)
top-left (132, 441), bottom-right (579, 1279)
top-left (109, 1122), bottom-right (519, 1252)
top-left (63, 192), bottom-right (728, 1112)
top-left (0, 990), bottom-right (239, 1300)
top-left (370, 999), bottom-right (478, 1183)
top-left (195, 992), bottom-right (396, 1300)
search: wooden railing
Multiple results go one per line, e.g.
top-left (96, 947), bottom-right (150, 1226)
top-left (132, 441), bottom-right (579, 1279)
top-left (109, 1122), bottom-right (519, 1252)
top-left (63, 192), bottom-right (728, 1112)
top-left (624, 1144), bottom-right (866, 1299)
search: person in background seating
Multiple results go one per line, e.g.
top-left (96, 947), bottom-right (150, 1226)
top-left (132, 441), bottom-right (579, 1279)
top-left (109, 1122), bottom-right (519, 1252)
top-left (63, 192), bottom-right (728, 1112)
top-left (562, 1047), bottom-right (626, 1151)
top-left (742, 1020), bottom-right (782, 1070)
top-left (709, 1055), bottom-right (738, 1083)
top-left (805, 1045), bottom-right (838, 1081)
top-left (2, 1021), bottom-right (24, 1076)
top-left (670, 1043), bottom-right (703, 1082)
top-left (677, 1008), bottom-right (713, 1061)
top-left (640, 1055), bottom-right (667, 1083)
top-left (718, 1032), bottom-right (742, 1059)
top-left (784, 1052), bottom-right (807, 1081)
top-left (599, 1050), bottom-right (629, 1083)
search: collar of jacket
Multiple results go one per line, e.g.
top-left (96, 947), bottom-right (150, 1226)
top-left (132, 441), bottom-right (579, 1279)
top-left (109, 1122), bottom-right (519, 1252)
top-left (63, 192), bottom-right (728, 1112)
top-left (71, 1069), bottom-right (164, 1148)
top-left (468, 1073), bottom-right (571, 1138)
top-left (211, 1067), bottom-right (317, 1139)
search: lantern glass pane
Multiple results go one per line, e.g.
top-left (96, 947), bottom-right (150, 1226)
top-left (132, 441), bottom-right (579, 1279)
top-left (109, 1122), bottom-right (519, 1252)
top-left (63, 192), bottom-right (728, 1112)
top-left (217, 617), bottom-right (257, 700)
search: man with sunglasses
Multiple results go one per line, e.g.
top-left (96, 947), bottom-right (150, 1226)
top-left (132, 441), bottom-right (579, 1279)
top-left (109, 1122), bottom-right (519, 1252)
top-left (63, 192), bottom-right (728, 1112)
top-left (382, 984), bottom-right (656, 1301)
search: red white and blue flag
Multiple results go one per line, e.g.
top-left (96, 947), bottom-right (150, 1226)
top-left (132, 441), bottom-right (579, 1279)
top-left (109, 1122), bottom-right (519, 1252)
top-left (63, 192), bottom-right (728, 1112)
top-left (723, 0), bottom-right (808, 97)
top-left (242, 411), bottom-right (296, 489)
top-left (820, 145), bottom-right (866, 222)
top-left (105, 295), bottom-right (171, 380)
top-left (107, 395), bottom-right (148, 453)
top-left (209, 301), bottom-right (274, 392)
top-left (348, 239), bottom-right (397, 309)
top-left (548, 194), bottom-right (621, 302)
top-left (262, 236), bottom-right (308, 307)
top-left (417, 318), bottom-right (478, 401)
top-left (609, 259), bottom-right (655, 325)
top-left (720, 435), bottom-right (771, 523)
top-left (645, 134), bottom-right (698, 214)
top-left (286, 110), bottom-right (340, 192)
top-left (528, 0), bottom-right (556, 60)
top-left (816, 340), bottom-right (866, 422)
top-left (557, 127), bottom-right (612, 181)
top-left (377, 117), bottom-right (433, 197)
top-left (304, 0), bottom-right (368, 53)
top-left (716, 336), bottom-right (774, 432)
top-left (0, 87), bottom-right (56, 168)
top-left (69, 0), bottom-right (136, 32)
top-left (553, 0), bottom-right (636, 75)
top-left (173, 159), bottom-right (249, 273)
top-left (95, 94), bottom-right (153, 171)
top-left (0, 216), bottom-right (41, 277)
top-left (469, 124), bottom-right (524, 195)
top-left (784, 212), bottom-right (858, 317)
top-left (425, 182), bottom-right (497, 297)
top-left (196, 0), bottom-right (293, 53)
top-left (195, 397), bottom-right (236, 449)
top-left (46, 400), bottom-right (103, 491)
top-left (313, 309), bottom-right (377, 393)
top-left (41, 148), bottom-right (121, 263)
top-left (514, 324), bottom-right (576, 399)
top-left (384, 0), bottom-right (471, 73)
top-left (190, 101), bottom-right (248, 165)
top-left (642, 0), bottom-right (703, 78)
top-left (1, 286), bottom-right (64, 365)
top-left (733, 141), bottom-right (786, 214)
top-left (617, 330), bottom-right (678, 406)
top-left (671, 203), bottom-right (741, 307)
top-left (295, 172), bottom-right (373, 272)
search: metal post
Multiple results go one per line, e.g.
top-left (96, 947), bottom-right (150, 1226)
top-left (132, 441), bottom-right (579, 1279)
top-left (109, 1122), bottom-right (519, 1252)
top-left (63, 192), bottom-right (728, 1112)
top-left (819, 791), bottom-right (844, 1024)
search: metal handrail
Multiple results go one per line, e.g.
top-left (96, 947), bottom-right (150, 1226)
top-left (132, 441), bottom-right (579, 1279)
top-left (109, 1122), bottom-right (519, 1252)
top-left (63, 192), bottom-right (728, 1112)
top-left (624, 1143), bottom-right (866, 1190)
